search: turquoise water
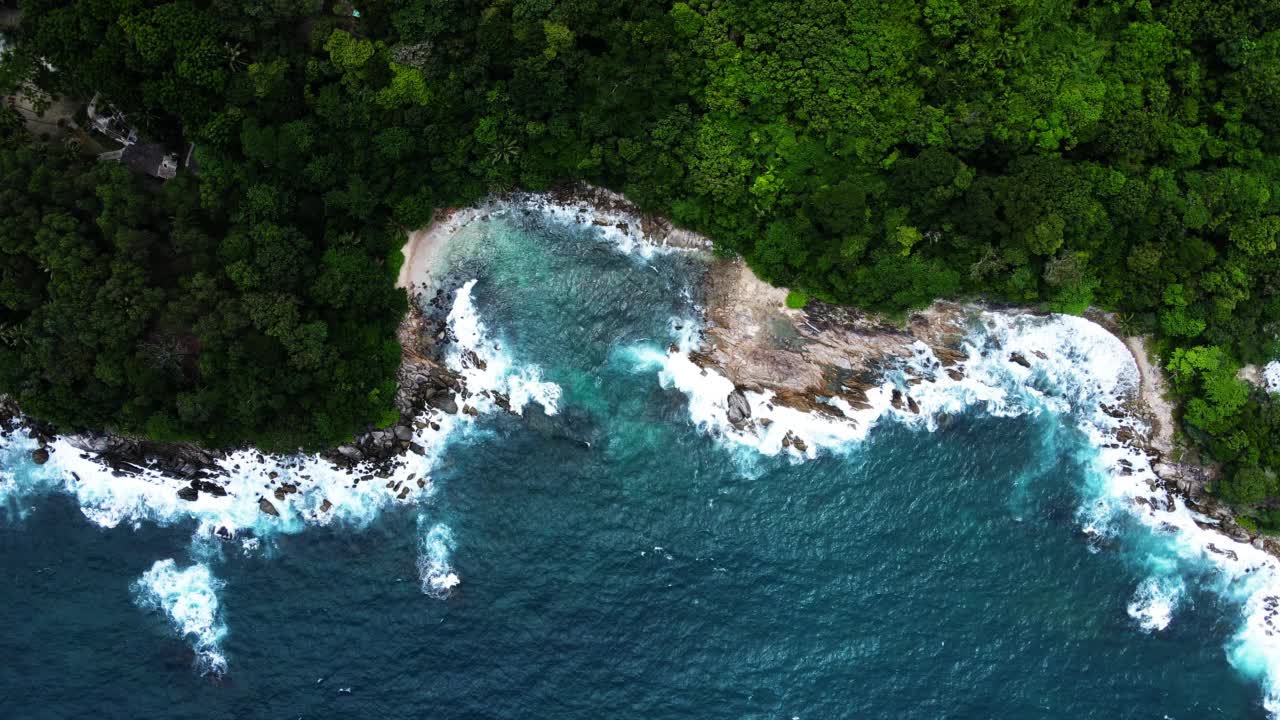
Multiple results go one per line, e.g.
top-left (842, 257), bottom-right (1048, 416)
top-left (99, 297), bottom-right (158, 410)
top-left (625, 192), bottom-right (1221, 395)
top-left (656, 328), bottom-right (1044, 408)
top-left (0, 209), bottom-right (1270, 718)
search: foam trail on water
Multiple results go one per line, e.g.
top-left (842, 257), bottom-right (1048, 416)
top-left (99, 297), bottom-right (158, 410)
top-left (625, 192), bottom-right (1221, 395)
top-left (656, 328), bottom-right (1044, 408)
top-left (447, 279), bottom-right (561, 416)
top-left (0, 280), bottom-right (559, 545)
top-left (417, 517), bottom-right (459, 598)
top-left (640, 308), bottom-right (1280, 715)
top-left (0, 428), bottom-right (63, 518)
top-left (132, 559), bottom-right (228, 675)
top-left (509, 190), bottom-right (709, 260)
top-left (1128, 573), bottom-right (1184, 633)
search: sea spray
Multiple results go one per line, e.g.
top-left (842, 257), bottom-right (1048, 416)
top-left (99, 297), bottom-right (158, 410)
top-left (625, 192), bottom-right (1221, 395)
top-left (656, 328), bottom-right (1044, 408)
top-left (1264, 361), bottom-right (1280, 394)
top-left (417, 517), bottom-right (459, 598)
top-left (641, 307), bottom-right (1280, 716)
top-left (1127, 562), bottom-right (1186, 633)
top-left (512, 191), bottom-right (706, 261)
top-left (446, 279), bottom-right (561, 417)
top-left (0, 281), bottom-right (560, 542)
top-left (132, 559), bottom-right (228, 675)
top-left (0, 427), bottom-right (63, 519)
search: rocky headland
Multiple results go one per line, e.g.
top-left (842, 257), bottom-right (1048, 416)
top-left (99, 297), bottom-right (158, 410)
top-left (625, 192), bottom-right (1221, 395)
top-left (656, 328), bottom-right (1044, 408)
top-left (0, 185), bottom-right (1262, 555)
top-left (689, 248), bottom-right (1273, 558)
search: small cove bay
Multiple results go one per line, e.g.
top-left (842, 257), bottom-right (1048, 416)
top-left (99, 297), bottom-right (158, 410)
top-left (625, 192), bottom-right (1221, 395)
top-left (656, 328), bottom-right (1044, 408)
top-left (0, 205), bottom-right (1274, 718)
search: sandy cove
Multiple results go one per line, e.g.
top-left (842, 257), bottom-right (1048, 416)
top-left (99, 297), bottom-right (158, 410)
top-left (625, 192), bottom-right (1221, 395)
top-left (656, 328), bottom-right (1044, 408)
top-left (395, 185), bottom-right (714, 297)
top-left (451, 186), bottom-right (1266, 558)
top-left (400, 188), bottom-right (1188, 470)
top-left (1, 185), bottom-right (1249, 546)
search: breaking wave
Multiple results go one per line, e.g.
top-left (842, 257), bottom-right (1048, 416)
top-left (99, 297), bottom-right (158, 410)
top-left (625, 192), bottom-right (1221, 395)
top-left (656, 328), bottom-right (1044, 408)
top-left (514, 191), bottom-right (705, 261)
top-left (447, 279), bottom-right (561, 417)
top-left (417, 517), bottom-right (459, 598)
top-left (132, 559), bottom-right (228, 675)
top-left (0, 280), bottom-right (559, 544)
top-left (637, 309), bottom-right (1280, 717)
top-left (1128, 570), bottom-right (1185, 633)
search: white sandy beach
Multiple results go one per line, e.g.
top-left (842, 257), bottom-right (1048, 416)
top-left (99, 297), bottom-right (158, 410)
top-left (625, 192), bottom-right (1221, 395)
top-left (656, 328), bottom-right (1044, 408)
top-left (396, 208), bottom-right (482, 293)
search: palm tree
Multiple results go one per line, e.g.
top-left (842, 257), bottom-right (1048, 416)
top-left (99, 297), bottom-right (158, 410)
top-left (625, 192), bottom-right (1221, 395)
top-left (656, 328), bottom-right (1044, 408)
top-left (225, 42), bottom-right (248, 71)
top-left (489, 137), bottom-right (521, 165)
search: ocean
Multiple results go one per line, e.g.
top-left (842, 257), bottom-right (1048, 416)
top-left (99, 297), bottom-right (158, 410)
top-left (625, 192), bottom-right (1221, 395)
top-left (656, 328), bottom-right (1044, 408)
top-left (0, 204), bottom-right (1275, 719)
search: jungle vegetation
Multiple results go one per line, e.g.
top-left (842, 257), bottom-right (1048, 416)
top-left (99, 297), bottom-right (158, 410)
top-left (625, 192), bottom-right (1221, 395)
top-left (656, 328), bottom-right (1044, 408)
top-left (2, 0), bottom-right (1280, 514)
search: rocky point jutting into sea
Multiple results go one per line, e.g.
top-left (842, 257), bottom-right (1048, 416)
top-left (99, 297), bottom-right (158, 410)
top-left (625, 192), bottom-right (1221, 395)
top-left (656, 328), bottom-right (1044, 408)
top-left (7, 185), bottom-right (1280, 716)
top-left (0, 184), bottom-right (1261, 555)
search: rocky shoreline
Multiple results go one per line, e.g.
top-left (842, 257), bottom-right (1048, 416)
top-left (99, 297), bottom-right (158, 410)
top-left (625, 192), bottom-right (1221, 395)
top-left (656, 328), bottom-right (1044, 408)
top-left (0, 281), bottom-right (483, 510)
top-left (1, 184), bottom-right (1267, 558)
top-left (689, 251), bottom-right (1280, 559)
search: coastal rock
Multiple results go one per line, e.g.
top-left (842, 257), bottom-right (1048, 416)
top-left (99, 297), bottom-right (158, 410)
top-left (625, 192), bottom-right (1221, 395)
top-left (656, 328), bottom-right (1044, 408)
top-left (726, 389), bottom-right (751, 425)
top-left (1009, 352), bottom-right (1031, 368)
top-left (428, 394), bottom-right (459, 415)
top-left (1227, 524), bottom-right (1253, 543)
top-left (1207, 543), bottom-right (1239, 562)
top-left (320, 499), bottom-right (332, 513)
top-left (394, 425), bottom-right (413, 442)
top-left (191, 479), bottom-right (227, 497)
top-left (65, 433), bottom-right (126, 455)
top-left (31, 448), bottom-right (49, 465)
top-left (176, 486), bottom-right (199, 502)
top-left (781, 431), bottom-right (809, 453)
top-left (258, 498), bottom-right (279, 517)
top-left (273, 483), bottom-right (298, 502)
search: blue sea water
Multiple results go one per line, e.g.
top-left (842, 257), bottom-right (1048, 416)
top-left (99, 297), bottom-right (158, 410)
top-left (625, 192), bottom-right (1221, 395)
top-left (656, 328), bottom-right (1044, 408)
top-left (0, 207), bottom-right (1272, 718)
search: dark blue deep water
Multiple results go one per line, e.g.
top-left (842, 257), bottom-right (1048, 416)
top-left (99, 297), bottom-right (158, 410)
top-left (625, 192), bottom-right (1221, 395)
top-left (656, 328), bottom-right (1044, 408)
top-left (0, 209), bottom-right (1269, 718)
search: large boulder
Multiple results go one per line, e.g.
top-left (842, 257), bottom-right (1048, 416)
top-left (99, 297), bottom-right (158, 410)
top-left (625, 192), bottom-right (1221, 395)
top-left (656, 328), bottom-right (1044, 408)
top-left (191, 479), bottom-right (227, 497)
top-left (273, 483), bottom-right (299, 502)
top-left (726, 390), bottom-right (751, 426)
top-left (258, 498), bottom-right (279, 517)
top-left (31, 448), bottom-right (49, 465)
top-left (428, 393), bottom-right (459, 415)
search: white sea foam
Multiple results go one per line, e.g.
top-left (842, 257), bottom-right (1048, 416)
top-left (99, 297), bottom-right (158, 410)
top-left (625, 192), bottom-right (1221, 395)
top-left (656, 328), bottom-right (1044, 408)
top-left (1128, 572), bottom-right (1185, 632)
top-left (512, 191), bottom-right (709, 260)
top-left (29, 423), bottom-right (449, 540)
top-left (447, 279), bottom-right (561, 417)
top-left (417, 518), bottom-right (459, 598)
top-left (0, 429), bottom-right (63, 517)
top-left (639, 307), bottom-right (1280, 715)
top-left (132, 559), bottom-right (228, 675)
top-left (0, 280), bottom-right (559, 547)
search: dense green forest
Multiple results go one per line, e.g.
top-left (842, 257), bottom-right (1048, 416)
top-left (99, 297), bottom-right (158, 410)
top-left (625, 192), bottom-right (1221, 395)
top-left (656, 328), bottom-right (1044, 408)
top-left (2, 0), bottom-right (1280, 513)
